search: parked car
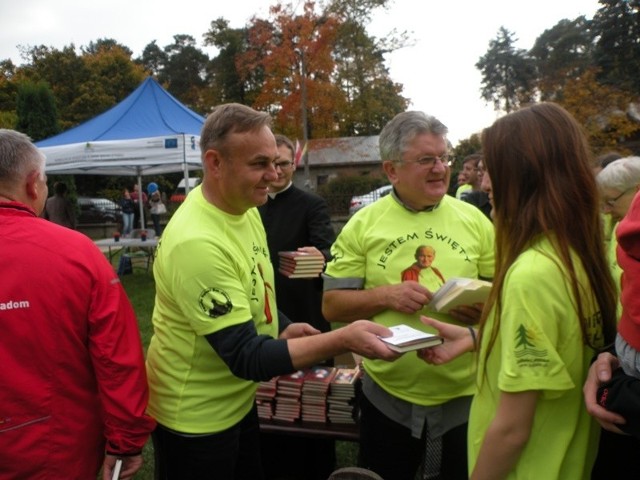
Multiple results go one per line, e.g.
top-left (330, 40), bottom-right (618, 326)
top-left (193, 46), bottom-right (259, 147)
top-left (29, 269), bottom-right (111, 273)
top-left (170, 177), bottom-right (201, 204)
top-left (348, 184), bottom-right (393, 216)
top-left (77, 197), bottom-right (123, 224)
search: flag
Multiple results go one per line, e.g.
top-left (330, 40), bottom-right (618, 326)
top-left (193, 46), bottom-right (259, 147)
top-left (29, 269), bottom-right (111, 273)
top-left (294, 140), bottom-right (307, 167)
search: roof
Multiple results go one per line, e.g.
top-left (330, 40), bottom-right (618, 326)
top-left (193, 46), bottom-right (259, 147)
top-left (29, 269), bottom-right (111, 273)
top-left (308, 136), bottom-right (380, 166)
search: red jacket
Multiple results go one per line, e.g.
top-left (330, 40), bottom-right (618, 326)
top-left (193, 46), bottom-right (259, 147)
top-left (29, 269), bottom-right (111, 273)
top-left (617, 192), bottom-right (640, 351)
top-left (0, 201), bottom-right (155, 478)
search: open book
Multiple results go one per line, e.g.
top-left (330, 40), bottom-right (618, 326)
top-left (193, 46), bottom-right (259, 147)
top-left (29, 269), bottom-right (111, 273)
top-left (427, 277), bottom-right (492, 314)
top-left (380, 324), bottom-right (443, 353)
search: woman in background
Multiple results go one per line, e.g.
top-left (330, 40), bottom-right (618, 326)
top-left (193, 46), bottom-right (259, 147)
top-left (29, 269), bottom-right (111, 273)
top-left (120, 188), bottom-right (135, 236)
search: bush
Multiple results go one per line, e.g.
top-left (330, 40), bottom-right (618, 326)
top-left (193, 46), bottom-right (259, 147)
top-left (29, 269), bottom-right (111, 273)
top-left (318, 175), bottom-right (388, 215)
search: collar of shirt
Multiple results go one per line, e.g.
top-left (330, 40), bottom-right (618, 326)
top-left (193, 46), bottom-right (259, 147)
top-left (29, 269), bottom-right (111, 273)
top-left (390, 188), bottom-right (441, 213)
top-left (267, 181), bottom-right (293, 199)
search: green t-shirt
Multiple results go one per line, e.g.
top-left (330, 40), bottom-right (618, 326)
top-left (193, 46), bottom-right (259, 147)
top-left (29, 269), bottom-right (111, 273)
top-left (325, 194), bottom-right (495, 405)
top-left (455, 183), bottom-right (472, 199)
top-left (468, 236), bottom-right (602, 479)
top-left (146, 186), bottom-right (279, 433)
top-left (607, 221), bottom-right (623, 320)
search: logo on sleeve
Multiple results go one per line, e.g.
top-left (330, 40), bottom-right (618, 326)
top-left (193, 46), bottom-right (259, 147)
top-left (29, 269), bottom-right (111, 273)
top-left (514, 324), bottom-right (549, 367)
top-left (199, 288), bottom-right (233, 318)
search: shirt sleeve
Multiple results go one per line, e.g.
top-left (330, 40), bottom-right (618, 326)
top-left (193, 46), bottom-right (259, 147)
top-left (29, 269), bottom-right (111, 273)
top-left (87, 252), bottom-right (156, 455)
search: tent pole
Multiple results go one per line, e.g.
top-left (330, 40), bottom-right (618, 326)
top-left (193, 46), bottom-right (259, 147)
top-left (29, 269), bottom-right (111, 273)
top-left (137, 171), bottom-right (144, 229)
top-left (183, 134), bottom-right (190, 196)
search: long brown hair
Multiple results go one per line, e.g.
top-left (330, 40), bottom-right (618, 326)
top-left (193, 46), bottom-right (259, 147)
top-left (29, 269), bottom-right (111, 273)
top-left (479, 102), bottom-right (617, 366)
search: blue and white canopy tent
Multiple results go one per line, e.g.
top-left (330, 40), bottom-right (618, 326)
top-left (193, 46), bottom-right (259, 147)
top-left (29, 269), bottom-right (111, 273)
top-left (36, 77), bottom-right (205, 227)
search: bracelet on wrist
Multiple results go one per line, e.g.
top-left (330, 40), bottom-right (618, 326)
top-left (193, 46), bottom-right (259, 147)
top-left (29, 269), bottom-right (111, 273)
top-left (468, 326), bottom-right (478, 351)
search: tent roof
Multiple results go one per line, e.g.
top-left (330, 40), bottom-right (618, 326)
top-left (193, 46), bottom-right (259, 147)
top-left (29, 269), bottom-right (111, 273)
top-left (37, 77), bottom-right (205, 176)
top-left (38, 77), bottom-right (204, 145)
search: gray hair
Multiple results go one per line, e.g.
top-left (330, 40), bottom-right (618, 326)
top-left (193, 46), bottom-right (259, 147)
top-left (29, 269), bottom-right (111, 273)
top-left (379, 111), bottom-right (448, 162)
top-left (200, 103), bottom-right (272, 157)
top-left (0, 129), bottom-right (46, 188)
top-left (597, 156), bottom-right (640, 193)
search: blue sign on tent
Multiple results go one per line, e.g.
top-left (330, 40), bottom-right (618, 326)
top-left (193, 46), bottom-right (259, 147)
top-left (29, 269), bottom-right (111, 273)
top-left (165, 138), bottom-right (178, 149)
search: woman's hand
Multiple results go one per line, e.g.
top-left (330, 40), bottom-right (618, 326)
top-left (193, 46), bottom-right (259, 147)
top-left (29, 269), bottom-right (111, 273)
top-left (416, 316), bottom-right (476, 365)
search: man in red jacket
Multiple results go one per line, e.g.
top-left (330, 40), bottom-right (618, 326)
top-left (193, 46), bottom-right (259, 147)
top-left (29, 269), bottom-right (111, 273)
top-left (0, 129), bottom-right (155, 479)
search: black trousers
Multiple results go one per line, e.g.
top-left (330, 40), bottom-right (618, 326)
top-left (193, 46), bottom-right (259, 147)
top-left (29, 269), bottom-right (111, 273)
top-left (358, 394), bottom-right (468, 480)
top-left (152, 405), bottom-right (264, 480)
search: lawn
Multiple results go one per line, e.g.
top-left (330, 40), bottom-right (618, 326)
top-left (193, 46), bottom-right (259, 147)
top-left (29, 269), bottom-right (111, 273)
top-left (118, 272), bottom-right (358, 479)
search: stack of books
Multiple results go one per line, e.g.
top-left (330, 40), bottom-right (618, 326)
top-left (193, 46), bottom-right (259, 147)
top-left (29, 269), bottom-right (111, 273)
top-left (272, 370), bottom-right (306, 422)
top-left (278, 251), bottom-right (325, 278)
top-left (327, 365), bottom-right (363, 425)
top-left (301, 366), bottom-right (337, 423)
top-left (256, 377), bottom-right (278, 420)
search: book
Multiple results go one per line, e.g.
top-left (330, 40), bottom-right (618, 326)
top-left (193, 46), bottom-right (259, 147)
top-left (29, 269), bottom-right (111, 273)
top-left (426, 277), bottom-right (492, 313)
top-left (379, 324), bottom-right (443, 353)
top-left (278, 251), bottom-right (326, 262)
top-left (111, 458), bottom-right (123, 480)
top-left (278, 269), bottom-right (322, 279)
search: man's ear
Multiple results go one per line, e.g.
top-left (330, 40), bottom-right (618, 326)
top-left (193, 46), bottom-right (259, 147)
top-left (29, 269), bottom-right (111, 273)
top-left (203, 149), bottom-right (223, 176)
top-left (382, 160), bottom-right (398, 183)
top-left (25, 170), bottom-right (42, 200)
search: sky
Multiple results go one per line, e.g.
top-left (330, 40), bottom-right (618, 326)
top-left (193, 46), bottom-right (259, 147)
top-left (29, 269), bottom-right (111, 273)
top-left (0, 0), bottom-right (602, 145)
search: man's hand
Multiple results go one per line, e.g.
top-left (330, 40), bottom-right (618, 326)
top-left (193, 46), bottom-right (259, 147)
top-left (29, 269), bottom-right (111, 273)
top-left (583, 352), bottom-right (626, 433)
top-left (279, 322), bottom-right (320, 340)
top-left (340, 320), bottom-right (402, 361)
top-left (449, 303), bottom-right (484, 326)
top-left (382, 281), bottom-right (431, 314)
top-left (102, 454), bottom-right (143, 480)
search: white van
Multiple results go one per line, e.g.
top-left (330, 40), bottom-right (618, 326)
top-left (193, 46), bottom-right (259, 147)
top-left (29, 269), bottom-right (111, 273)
top-left (170, 177), bottom-right (201, 203)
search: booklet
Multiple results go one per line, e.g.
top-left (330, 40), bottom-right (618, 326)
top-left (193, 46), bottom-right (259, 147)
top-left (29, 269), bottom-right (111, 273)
top-left (380, 324), bottom-right (443, 353)
top-left (427, 277), bottom-right (492, 314)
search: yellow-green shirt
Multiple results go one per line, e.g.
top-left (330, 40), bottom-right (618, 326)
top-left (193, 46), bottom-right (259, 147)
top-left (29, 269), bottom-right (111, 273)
top-left (146, 186), bottom-right (278, 433)
top-left (325, 194), bottom-right (495, 405)
top-left (468, 237), bottom-right (601, 479)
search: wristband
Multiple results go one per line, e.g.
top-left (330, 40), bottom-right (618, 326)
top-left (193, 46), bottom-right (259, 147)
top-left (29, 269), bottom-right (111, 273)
top-left (468, 326), bottom-right (478, 351)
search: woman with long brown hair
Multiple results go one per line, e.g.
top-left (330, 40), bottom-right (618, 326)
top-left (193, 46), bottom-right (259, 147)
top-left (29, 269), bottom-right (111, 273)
top-left (419, 102), bottom-right (617, 479)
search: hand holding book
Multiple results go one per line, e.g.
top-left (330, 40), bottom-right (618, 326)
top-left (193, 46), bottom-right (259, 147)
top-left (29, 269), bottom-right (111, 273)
top-left (379, 324), bottom-right (443, 353)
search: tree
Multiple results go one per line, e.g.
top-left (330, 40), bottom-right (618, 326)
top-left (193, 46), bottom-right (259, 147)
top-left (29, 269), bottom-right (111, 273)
top-left (239, 1), bottom-right (345, 140)
top-left (559, 68), bottom-right (640, 152)
top-left (591, 0), bottom-right (640, 93)
top-left (203, 18), bottom-right (254, 105)
top-left (159, 35), bottom-right (209, 110)
top-left (138, 40), bottom-right (168, 77)
top-left (15, 80), bottom-right (59, 140)
top-left (529, 17), bottom-right (594, 102)
top-left (476, 27), bottom-right (536, 113)
top-left (331, 14), bottom-right (407, 135)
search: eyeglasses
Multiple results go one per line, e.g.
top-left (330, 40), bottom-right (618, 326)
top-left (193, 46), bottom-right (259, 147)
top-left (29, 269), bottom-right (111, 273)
top-left (395, 154), bottom-right (449, 168)
top-left (274, 161), bottom-right (294, 169)
top-left (604, 188), bottom-right (633, 208)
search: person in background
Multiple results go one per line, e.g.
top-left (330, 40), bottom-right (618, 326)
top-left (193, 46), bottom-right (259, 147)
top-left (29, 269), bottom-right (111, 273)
top-left (420, 102), bottom-right (617, 479)
top-left (0, 129), bottom-right (155, 479)
top-left (43, 180), bottom-right (76, 229)
top-left (257, 134), bottom-right (337, 479)
top-left (456, 154), bottom-right (482, 200)
top-left (120, 187), bottom-right (135, 236)
top-left (596, 156), bottom-right (640, 296)
top-left (147, 181), bottom-right (165, 236)
top-left (461, 156), bottom-right (492, 220)
top-left (131, 182), bottom-right (147, 230)
top-left (322, 110), bottom-right (495, 480)
top-left (145, 103), bottom-right (400, 480)
top-left (589, 165), bottom-right (640, 479)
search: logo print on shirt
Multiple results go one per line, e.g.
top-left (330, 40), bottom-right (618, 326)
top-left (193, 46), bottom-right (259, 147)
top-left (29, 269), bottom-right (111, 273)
top-left (199, 288), bottom-right (233, 318)
top-left (257, 263), bottom-right (274, 324)
top-left (514, 324), bottom-right (549, 367)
